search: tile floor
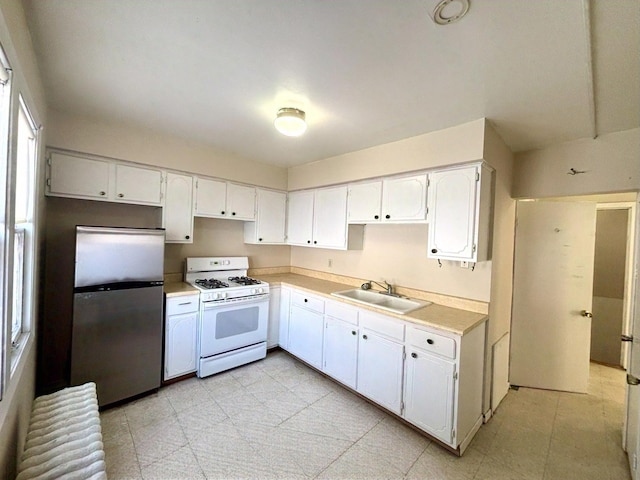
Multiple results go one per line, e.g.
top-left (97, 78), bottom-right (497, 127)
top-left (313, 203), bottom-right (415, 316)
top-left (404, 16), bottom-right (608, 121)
top-left (101, 351), bottom-right (631, 479)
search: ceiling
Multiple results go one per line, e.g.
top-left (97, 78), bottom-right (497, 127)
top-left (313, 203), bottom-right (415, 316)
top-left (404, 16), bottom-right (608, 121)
top-left (22, 0), bottom-right (640, 167)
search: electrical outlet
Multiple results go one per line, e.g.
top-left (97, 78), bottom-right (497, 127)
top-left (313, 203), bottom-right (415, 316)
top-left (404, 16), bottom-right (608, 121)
top-left (460, 261), bottom-right (469, 268)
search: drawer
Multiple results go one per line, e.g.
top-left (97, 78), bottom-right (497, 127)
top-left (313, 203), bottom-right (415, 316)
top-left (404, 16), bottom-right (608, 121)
top-left (291, 290), bottom-right (325, 314)
top-left (359, 311), bottom-right (404, 341)
top-left (325, 300), bottom-right (358, 325)
top-left (166, 294), bottom-right (199, 315)
top-left (407, 327), bottom-right (456, 359)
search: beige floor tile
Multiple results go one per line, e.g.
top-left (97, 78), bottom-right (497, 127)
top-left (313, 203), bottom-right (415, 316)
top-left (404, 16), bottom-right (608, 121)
top-left (406, 443), bottom-right (483, 480)
top-left (160, 377), bottom-right (212, 413)
top-left (131, 416), bottom-right (188, 468)
top-left (198, 370), bottom-right (246, 400)
top-left (139, 445), bottom-right (205, 479)
top-left (124, 393), bottom-right (176, 430)
top-left (103, 429), bottom-right (142, 480)
top-left (474, 456), bottom-right (531, 480)
top-left (100, 405), bottom-right (131, 443)
top-left (316, 444), bottom-right (405, 480)
top-left (175, 398), bottom-right (229, 433)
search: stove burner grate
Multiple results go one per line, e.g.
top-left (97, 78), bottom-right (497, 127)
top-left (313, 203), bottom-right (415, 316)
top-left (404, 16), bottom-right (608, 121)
top-left (195, 278), bottom-right (229, 289)
top-left (228, 276), bottom-right (262, 286)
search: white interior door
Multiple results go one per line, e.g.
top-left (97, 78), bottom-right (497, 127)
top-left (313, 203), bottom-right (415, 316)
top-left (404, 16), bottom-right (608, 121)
top-left (510, 200), bottom-right (597, 393)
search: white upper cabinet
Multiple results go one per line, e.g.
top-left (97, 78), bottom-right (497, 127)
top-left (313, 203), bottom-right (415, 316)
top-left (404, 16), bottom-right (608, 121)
top-left (163, 172), bottom-right (194, 243)
top-left (194, 178), bottom-right (226, 217)
top-left (427, 163), bottom-right (493, 262)
top-left (286, 190), bottom-right (315, 246)
top-left (48, 152), bottom-right (110, 200)
top-left (348, 174), bottom-right (427, 223)
top-left (313, 186), bottom-right (348, 248)
top-left (347, 181), bottom-right (383, 223)
top-left (244, 189), bottom-right (287, 244)
top-left (114, 164), bottom-right (163, 205)
top-left (47, 151), bottom-right (163, 206)
top-left (287, 186), bottom-right (363, 250)
top-left (194, 177), bottom-right (256, 220)
top-left (226, 183), bottom-right (256, 220)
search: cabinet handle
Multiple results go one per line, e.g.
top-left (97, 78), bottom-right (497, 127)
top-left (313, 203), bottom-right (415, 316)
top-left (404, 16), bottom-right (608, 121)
top-left (178, 302), bottom-right (192, 306)
top-left (221, 211), bottom-right (225, 215)
top-left (351, 330), bottom-right (356, 335)
top-left (385, 214), bottom-right (391, 219)
top-left (374, 215), bottom-right (379, 220)
top-left (304, 298), bottom-right (308, 303)
top-left (99, 191), bottom-right (106, 196)
top-left (185, 235), bottom-right (190, 240)
top-left (427, 338), bottom-right (434, 345)
top-left (362, 334), bottom-right (368, 340)
top-left (411, 352), bottom-right (417, 358)
top-left (118, 193), bottom-right (124, 198)
top-left (431, 248), bottom-right (438, 254)
top-left (232, 212), bottom-right (236, 216)
top-left (307, 240), bottom-right (311, 244)
top-left (313, 240), bottom-right (317, 244)
top-left (259, 238), bottom-right (263, 242)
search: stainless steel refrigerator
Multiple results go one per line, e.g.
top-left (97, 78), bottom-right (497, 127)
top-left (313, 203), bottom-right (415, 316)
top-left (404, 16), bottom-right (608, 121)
top-left (71, 226), bottom-right (165, 406)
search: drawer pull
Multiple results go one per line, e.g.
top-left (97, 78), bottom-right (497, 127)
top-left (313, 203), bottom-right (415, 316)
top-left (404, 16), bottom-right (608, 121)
top-left (304, 298), bottom-right (308, 303)
top-left (362, 334), bottom-right (368, 340)
top-left (178, 302), bottom-right (192, 306)
top-left (411, 352), bottom-right (417, 358)
top-left (351, 330), bottom-right (356, 335)
top-left (427, 339), bottom-right (434, 345)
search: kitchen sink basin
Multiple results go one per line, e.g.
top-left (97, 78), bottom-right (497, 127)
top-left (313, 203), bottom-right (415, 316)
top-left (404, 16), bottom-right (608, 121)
top-left (331, 289), bottom-right (431, 315)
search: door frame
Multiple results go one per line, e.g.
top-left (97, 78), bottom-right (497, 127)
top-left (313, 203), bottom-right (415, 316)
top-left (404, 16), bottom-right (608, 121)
top-left (595, 202), bottom-right (637, 369)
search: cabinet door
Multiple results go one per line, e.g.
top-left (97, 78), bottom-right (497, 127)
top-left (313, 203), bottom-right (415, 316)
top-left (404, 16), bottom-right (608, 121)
top-left (404, 350), bottom-right (456, 444)
top-left (278, 288), bottom-right (291, 350)
top-left (227, 183), bottom-right (256, 220)
top-left (313, 186), bottom-right (349, 249)
top-left (114, 164), bottom-right (163, 205)
top-left (164, 172), bottom-right (194, 243)
top-left (48, 152), bottom-right (110, 200)
top-left (348, 181), bottom-right (382, 223)
top-left (255, 189), bottom-right (286, 243)
top-left (381, 174), bottom-right (427, 222)
top-left (267, 287), bottom-right (281, 348)
top-left (165, 311), bottom-right (198, 380)
top-left (287, 190), bottom-right (315, 246)
top-left (288, 304), bottom-right (324, 369)
top-left (427, 166), bottom-right (478, 261)
top-left (357, 329), bottom-right (404, 415)
top-left (195, 177), bottom-right (227, 217)
top-left (323, 316), bottom-right (358, 389)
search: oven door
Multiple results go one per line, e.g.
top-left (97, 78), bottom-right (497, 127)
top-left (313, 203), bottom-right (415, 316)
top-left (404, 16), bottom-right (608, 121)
top-left (199, 296), bottom-right (269, 357)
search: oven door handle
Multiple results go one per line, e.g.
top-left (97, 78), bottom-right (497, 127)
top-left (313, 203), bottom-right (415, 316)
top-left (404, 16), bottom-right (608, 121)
top-left (203, 294), bottom-right (269, 310)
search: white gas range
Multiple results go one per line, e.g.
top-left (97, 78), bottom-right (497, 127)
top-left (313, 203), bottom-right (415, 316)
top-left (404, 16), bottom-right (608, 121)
top-left (185, 257), bottom-right (269, 378)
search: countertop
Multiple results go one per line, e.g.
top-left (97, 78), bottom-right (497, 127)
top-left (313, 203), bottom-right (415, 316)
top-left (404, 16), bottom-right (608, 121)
top-left (164, 282), bottom-right (199, 298)
top-left (254, 273), bottom-right (487, 336)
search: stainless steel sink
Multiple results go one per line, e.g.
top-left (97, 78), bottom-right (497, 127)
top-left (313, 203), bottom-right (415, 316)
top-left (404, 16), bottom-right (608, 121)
top-left (331, 289), bottom-right (431, 315)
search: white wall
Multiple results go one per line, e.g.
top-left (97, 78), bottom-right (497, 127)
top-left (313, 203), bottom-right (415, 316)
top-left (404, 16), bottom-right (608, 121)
top-left (0, 0), bottom-right (47, 477)
top-left (513, 128), bottom-right (640, 199)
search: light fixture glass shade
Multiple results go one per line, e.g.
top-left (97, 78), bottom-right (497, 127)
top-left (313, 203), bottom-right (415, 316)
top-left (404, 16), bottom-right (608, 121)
top-left (274, 108), bottom-right (307, 137)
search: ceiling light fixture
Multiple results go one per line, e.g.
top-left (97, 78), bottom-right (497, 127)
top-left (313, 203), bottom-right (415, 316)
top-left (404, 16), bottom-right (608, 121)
top-left (274, 107), bottom-right (307, 137)
top-left (432, 0), bottom-right (470, 25)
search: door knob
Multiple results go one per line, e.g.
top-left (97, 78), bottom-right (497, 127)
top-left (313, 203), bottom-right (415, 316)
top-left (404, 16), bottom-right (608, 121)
top-left (581, 310), bottom-right (593, 318)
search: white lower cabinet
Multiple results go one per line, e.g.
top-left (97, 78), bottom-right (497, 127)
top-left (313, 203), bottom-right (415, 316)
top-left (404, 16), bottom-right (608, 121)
top-left (280, 286), bottom-right (486, 454)
top-left (323, 316), bottom-right (358, 390)
top-left (164, 294), bottom-right (199, 380)
top-left (287, 292), bottom-right (325, 369)
top-left (357, 327), bottom-right (405, 415)
top-left (404, 349), bottom-right (456, 444)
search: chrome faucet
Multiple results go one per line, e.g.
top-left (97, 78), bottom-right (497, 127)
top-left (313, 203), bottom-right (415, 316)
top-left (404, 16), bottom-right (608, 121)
top-left (361, 280), bottom-right (394, 295)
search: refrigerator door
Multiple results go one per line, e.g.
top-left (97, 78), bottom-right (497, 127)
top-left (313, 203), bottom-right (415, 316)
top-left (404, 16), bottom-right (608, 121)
top-left (75, 226), bottom-right (165, 288)
top-left (71, 286), bottom-right (164, 406)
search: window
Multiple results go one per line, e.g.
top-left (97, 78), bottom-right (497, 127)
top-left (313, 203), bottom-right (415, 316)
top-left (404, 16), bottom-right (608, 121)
top-left (10, 96), bottom-right (38, 358)
top-left (0, 42), bottom-right (11, 400)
